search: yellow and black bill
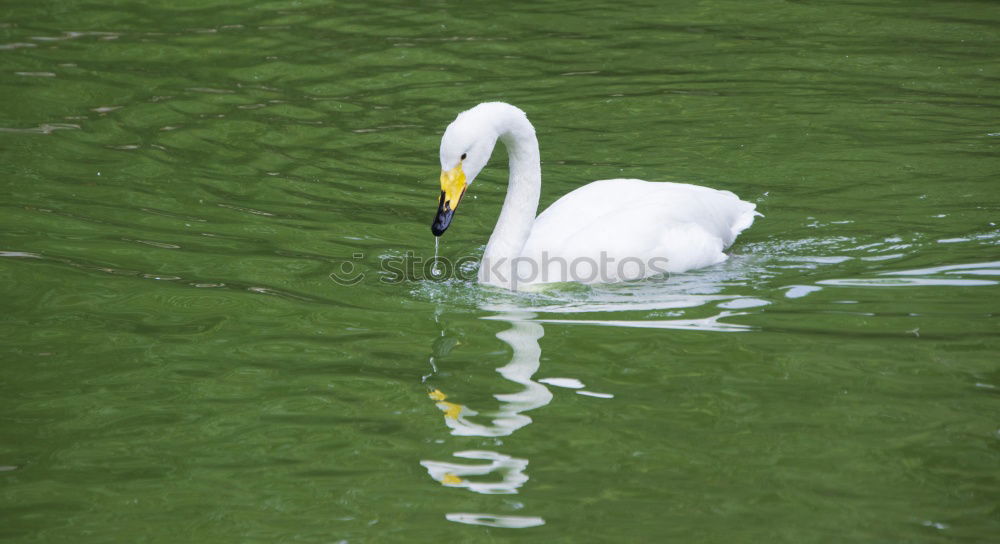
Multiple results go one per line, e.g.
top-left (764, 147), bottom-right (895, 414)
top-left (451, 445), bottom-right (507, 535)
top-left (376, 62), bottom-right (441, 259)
top-left (431, 163), bottom-right (467, 236)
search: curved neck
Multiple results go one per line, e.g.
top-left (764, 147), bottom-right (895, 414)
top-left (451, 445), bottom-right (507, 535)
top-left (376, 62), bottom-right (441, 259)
top-left (481, 115), bottom-right (541, 279)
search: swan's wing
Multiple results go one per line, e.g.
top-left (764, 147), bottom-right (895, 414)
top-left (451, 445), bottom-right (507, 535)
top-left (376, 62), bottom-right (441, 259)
top-left (521, 179), bottom-right (759, 282)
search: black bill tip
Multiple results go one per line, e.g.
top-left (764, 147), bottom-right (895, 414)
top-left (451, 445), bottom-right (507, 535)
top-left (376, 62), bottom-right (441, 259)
top-left (431, 191), bottom-right (454, 237)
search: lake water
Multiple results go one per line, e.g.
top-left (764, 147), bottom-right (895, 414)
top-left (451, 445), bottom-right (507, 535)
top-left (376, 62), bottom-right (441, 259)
top-left (2, 1), bottom-right (998, 542)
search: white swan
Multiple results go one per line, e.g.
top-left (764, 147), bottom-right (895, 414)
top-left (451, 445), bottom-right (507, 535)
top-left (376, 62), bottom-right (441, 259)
top-left (432, 102), bottom-right (760, 290)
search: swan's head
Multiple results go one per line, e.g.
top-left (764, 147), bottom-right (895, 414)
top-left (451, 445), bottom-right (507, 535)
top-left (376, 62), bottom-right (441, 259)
top-left (432, 105), bottom-right (501, 236)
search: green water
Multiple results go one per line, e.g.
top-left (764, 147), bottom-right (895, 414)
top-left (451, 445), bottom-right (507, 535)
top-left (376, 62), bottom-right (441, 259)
top-left (2, 0), bottom-right (998, 541)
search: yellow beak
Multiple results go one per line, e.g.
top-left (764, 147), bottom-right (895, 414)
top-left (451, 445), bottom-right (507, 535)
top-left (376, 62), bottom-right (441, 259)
top-left (440, 164), bottom-right (467, 211)
top-left (432, 163), bottom-right (467, 236)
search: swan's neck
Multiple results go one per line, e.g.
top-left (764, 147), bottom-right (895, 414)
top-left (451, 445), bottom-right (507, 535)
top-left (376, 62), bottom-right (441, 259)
top-left (481, 117), bottom-right (541, 276)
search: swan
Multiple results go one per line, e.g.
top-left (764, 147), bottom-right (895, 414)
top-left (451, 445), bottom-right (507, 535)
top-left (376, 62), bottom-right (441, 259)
top-left (431, 102), bottom-right (760, 290)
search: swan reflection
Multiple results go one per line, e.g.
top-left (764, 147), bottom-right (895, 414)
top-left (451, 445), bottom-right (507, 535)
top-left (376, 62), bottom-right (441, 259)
top-left (420, 450), bottom-right (529, 494)
top-left (420, 310), bottom-right (552, 528)
top-left (445, 512), bottom-right (545, 529)
top-left (427, 312), bottom-right (551, 437)
top-left (420, 294), bottom-right (757, 529)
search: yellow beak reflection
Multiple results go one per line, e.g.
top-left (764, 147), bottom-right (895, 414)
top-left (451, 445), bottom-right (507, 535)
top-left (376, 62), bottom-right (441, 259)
top-left (431, 163), bottom-right (467, 236)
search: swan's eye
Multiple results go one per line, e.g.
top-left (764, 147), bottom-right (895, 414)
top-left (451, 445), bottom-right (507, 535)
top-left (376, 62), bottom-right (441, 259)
top-left (461, 153), bottom-right (467, 160)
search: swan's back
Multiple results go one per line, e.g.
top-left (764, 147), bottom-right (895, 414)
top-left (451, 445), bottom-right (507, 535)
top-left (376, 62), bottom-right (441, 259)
top-left (520, 179), bottom-right (759, 283)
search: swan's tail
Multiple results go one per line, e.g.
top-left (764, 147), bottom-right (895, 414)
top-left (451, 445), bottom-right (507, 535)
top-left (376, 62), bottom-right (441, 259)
top-left (731, 202), bottom-right (762, 238)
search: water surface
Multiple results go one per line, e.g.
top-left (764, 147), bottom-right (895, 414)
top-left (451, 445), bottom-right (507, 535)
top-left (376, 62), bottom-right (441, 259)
top-left (1, 1), bottom-right (998, 542)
